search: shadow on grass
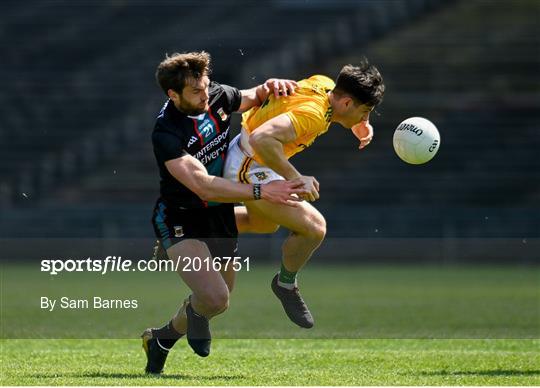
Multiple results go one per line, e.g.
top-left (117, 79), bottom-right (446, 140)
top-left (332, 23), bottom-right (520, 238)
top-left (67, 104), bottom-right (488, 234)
top-left (29, 372), bottom-right (245, 381)
top-left (418, 369), bottom-right (540, 377)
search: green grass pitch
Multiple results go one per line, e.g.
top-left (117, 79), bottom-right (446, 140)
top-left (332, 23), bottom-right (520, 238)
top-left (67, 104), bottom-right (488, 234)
top-left (1, 338), bottom-right (539, 385)
top-left (1, 263), bottom-right (539, 385)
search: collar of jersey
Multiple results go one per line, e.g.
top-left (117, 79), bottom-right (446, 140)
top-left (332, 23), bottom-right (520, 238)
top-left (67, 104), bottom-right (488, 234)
top-left (187, 113), bottom-right (206, 120)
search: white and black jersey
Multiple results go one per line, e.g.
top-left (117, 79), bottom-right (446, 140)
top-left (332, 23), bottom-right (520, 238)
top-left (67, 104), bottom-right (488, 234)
top-left (152, 81), bottom-right (241, 209)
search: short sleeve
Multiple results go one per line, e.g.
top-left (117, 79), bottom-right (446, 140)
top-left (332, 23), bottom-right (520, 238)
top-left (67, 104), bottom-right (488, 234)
top-left (219, 83), bottom-right (242, 113)
top-left (152, 128), bottom-right (186, 164)
top-left (286, 101), bottom-right (327, 139)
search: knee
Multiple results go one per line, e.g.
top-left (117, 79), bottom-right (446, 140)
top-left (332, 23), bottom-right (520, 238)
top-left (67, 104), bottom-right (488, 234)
top-left (199, 289), bottom-right (229, 315)
top-left (304, 213), bottom-right (326, 243)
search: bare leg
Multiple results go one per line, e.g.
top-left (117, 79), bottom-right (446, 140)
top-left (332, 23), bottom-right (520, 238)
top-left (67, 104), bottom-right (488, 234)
top-left (243, 200), bottom-right (326, 272)
top-left (167, 240), bottom-right (236, 334)
top-left (234, 205), bottom-right (280, 234)
top-left (239, 200), bottom-right (325, 328)
top-left (166, 239), bottom-right (231, 333)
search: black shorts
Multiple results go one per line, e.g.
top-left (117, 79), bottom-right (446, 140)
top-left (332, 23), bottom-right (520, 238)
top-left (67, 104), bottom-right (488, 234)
top-left (151, 198), bottom-right (238, 259)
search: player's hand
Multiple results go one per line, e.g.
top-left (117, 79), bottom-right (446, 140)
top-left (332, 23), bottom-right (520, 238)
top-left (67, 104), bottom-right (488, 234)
top-left (297, 175), bottom-right (320, 202)
top-left (351, 120), bottom-right (374, 150)
top-left (260, 179), bottom-right (307, 207)
top-left (263, 78), bottom-right (298, 98)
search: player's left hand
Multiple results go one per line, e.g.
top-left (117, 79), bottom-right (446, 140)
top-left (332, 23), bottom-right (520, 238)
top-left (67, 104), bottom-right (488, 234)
top-left (263, 78), bottom-right (298, 98)
top-left (351, 120), bottom-right (374, 150)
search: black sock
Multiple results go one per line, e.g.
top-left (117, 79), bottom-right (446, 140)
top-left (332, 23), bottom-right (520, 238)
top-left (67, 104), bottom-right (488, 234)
top-left (153, 320), bottom-right (184, 350)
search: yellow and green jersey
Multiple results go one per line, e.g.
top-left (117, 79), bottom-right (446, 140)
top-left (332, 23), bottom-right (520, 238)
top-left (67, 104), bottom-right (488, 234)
top-left (242, 75), bottom-right (335, 164)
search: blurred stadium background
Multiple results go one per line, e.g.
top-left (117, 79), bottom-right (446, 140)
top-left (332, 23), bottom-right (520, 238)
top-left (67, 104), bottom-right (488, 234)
top-left (1, 0), bottom-right (539, 264)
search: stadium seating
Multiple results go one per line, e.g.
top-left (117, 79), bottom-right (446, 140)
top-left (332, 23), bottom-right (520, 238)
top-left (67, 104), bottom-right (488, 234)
top-left (1, 0), bottom-right (538, 257)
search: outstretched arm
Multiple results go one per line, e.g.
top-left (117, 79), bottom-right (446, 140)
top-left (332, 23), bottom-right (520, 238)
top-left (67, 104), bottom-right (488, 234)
top-left (165, 152), bottom-right (305, 206)
top-left (238, 78), bottom-right (297, 113)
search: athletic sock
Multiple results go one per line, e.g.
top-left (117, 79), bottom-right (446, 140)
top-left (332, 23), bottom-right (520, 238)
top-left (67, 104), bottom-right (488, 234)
top-left (277, 262), bottom-right (297, 290)
top-left (153, 320), bottom-right (184, 350)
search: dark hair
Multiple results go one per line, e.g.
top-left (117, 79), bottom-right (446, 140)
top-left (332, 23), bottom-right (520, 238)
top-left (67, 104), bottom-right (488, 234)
top-left (155, 51), bottom-right (211, 95)
top-left (333, 59), bottom-right (385, 107)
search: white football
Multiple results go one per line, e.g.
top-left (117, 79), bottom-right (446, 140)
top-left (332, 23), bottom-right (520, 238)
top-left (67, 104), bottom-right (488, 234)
top-left (393, 117), bottom-right (440, 164)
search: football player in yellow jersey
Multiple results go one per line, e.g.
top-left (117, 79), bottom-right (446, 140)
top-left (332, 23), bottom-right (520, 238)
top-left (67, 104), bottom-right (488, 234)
top-left (224, 59), bottom-right (384, 328)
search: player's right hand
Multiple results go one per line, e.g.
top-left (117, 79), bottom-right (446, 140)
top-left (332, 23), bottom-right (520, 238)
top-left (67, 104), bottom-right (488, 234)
top-left (297, 175), bottom-right (320, 202)
top-left (260, 179), bottom-right (308, 207)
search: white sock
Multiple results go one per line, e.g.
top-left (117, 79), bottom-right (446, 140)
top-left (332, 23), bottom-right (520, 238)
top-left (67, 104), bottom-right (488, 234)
top-left (277, 274), bottom-right (297, 290)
